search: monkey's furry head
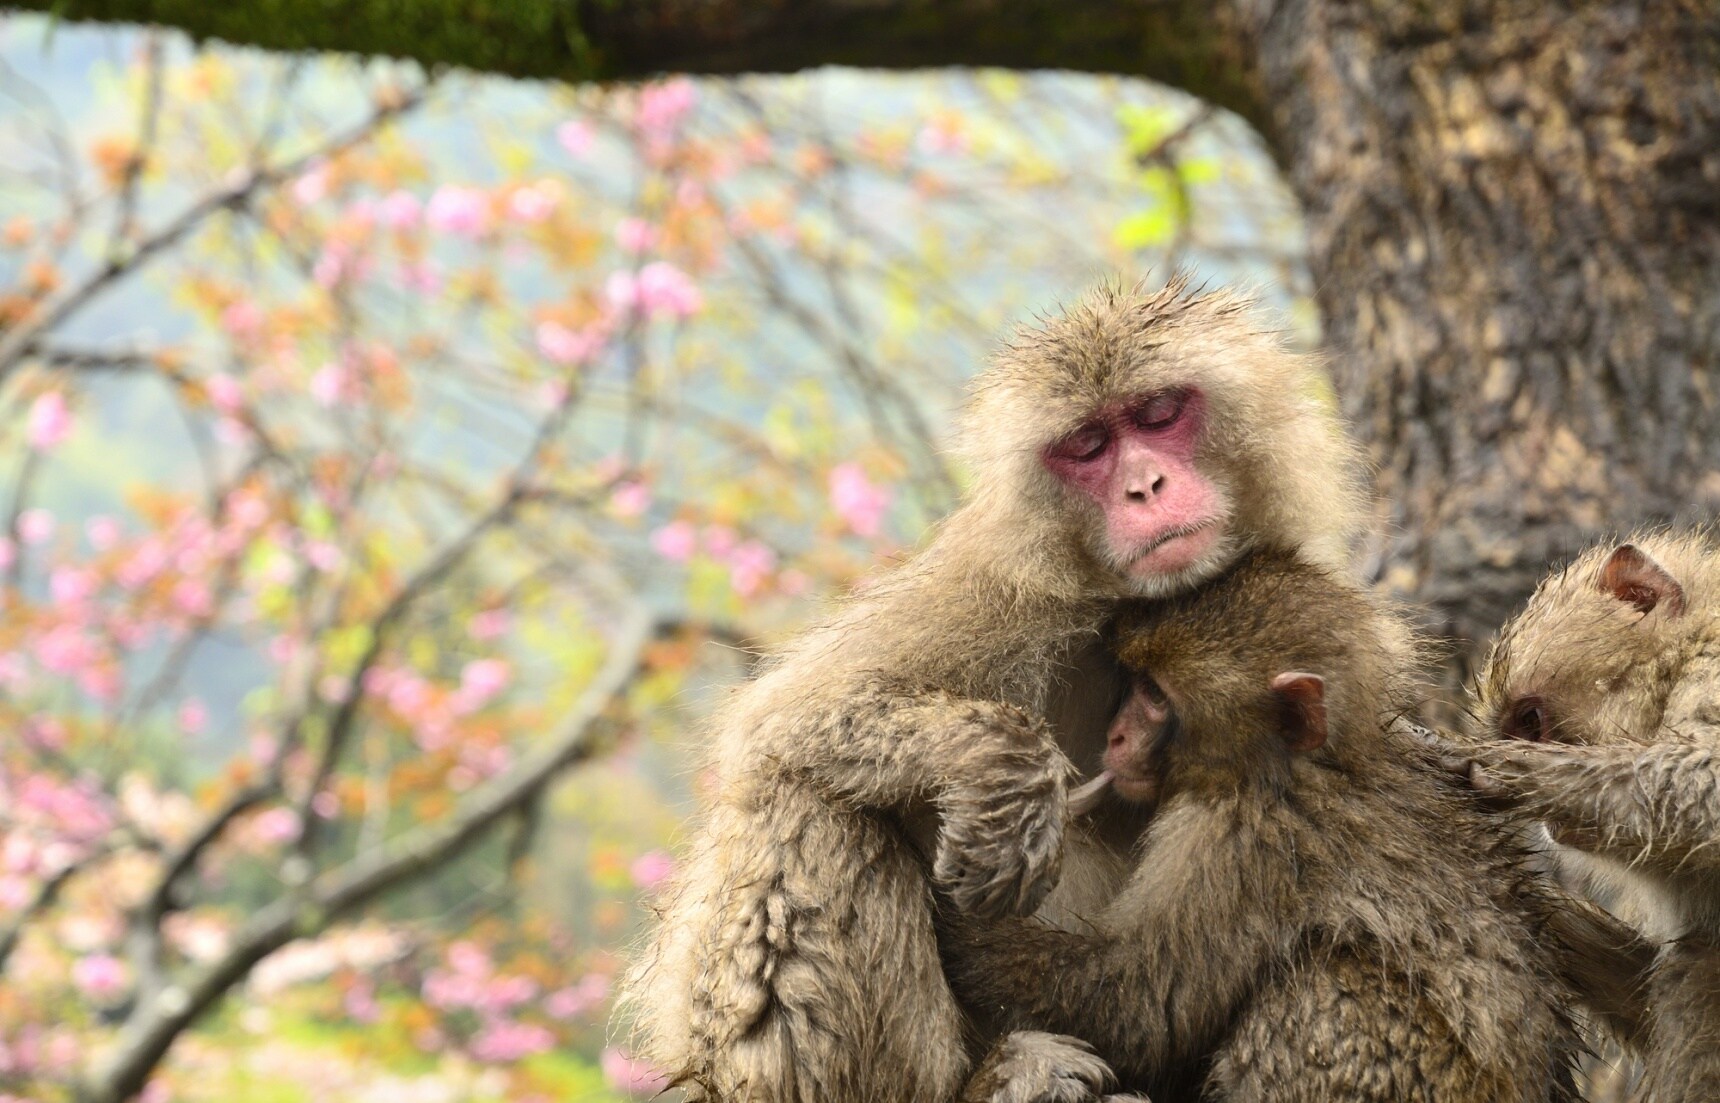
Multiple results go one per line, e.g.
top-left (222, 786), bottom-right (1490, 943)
top-left (954, 276), bottom-right (1368, 584)
top-left (1113, 544), bottom-right (1418, 762)
top-left (1474, 528), bottom-right (1720, 749)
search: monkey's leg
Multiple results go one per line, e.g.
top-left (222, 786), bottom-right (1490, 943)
top-left (1636, 939), bottom-right (1720, 1103)
top-left (1477, 741), bottom-right (1720, 870)
top-left (635, 786), bottom-right (970, 1103)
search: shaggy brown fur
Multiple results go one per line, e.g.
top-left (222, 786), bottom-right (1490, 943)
top-left (1469, 530), bottom-right (1720, 1103)
top-left (618, 279), bottom-right (1366, 1103)
top-left (940, 548), bottom-right (1583, 1102)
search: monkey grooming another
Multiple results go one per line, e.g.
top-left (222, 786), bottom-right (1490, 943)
top-left (620, 279), bottom-right (1369, 1103)
top-left (940, 546), bottom-right (1582, 1103)
top-left (1465, 532), bottom-right (1720, 1103)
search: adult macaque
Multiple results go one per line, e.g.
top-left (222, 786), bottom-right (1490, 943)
top-left (620, 280), bottom-right (1366, 1103)
top-left (1465, 533), bottom-right (1720, 1103)
top-left (941, 547), bottom-right (1582, 1102)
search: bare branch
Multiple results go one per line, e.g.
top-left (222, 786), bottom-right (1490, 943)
top-left (0, 84), bottom-right (427, 386)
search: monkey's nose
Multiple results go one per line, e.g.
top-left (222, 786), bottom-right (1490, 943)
top-left (1125, 475), bottom-right (1166, 502)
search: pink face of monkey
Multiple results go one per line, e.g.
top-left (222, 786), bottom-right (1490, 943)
top-left (1041, 388), bottom-right (1231, 591)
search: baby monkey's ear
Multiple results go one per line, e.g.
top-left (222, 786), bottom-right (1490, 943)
top-left (1270, 672), bottom-right (1327, 753)
top-left (1599, 544), bottom-right (1686, 618)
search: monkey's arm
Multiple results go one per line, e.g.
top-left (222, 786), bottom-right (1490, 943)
top-left (760, 682), bottom-right (1075, 919)
top-left (1476, 740), bottom-right (1720, 871)
top-left (939, 803), bottom-right (1282, 1081)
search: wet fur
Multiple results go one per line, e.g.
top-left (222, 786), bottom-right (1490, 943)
top-left (618, 279), bottom-right (1366, 1103)
top-left (941, 549), bottom-right (1583, 1102)
top-left (1471, 529), bottom-right (1720, 1102)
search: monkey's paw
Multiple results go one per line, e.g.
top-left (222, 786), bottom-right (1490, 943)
top-left (964, 1031), bottom-right (1129, 1103)
top-left (934, 774), bottom-right (1066, 919)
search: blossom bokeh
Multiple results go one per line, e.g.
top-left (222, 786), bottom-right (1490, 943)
top-left (0, 13), bottom-right (1306, 1103)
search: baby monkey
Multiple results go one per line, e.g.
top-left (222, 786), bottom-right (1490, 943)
top-left (1466, 531), bottom-right (1720, 1102)
top-left (942, 546), bottom-right (1580, 1102)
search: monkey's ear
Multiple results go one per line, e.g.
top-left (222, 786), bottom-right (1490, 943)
top-left (1598, 544), bottom-right (1686, 618)
top-left (1269, 671), bottom-right (1327, 753)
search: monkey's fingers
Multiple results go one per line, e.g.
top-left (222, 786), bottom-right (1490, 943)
top-left (934, 785), bottom-right (1067, 919)
top-left (961, 1031), bottom-right (1118, 1103)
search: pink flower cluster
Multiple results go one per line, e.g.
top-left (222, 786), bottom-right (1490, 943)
top-left (27, 391), bottom-right (72, 452)
top-left (828, 462), bottom-right (892, 537)
top-left (422, 941), bottom-right (558, 1064)
top-left (606, 262), bottom-right (703, 321)
top-left (426, 185), bottom-right (492, 238)
top-left (649, 522), bottom-right (780, 597)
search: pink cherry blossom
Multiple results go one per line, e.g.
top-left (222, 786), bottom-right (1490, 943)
top-left (507, 181), bottom-right (560, 222)
top-left (829, 462), bottom-right (892, 537)
top-left (84, 515), bottom-right (121, 550)
top-left (457, 658), bottom-right (511, 709)
top-left (251, 807), bottom-right (301, 845)
top-left (0, 537), bottom-right (15, 570)
top-left (205, 373), bottom-right (244, 414)
top-left (35, 624), bottom-right (99, 675)
top-left (544, 973), bottom-right (610, 1020)
top-left (635, 261), bottom-right (703, 319)
top-left (344, 977), bottom-right (380, 1023)
top-left (470, 1019), bottom-right (555, 1063)
top-left (309, 362), bottom-right (347, 406)
top-left (172, 579), bottom-right (214, 618)
top-left (305, 541), bottom-right (344, 573)
top-left (71, 954), bottom-right (129, 1001)
top-left (117, 539), bottom-right (168, 588)
top-left (615, 218), bottom-right (659, 254)
top-left (397, 259), bottom-right (442, 295)
top-left (728, 539), bottom-right (778, 598)
top-left (177, 698), bottom-right (208, 735)
top-left (629, 849), bottom-right (674, 890)
top-left (26, 391), bottom-right (71, 451)
top-left (604, 269), bottom-right (639, 312)
top-left (610, 481), bottom-right (651, 518)
top-left (311, 244), bottom-right (351, 288)
top-left (343, 197), bottom-right (376, 231)
top-left (556, 119), bottom-right (595, 157)
top-left (48, 566), bottom-right (97, 605)
top-left (637, 78), bottom-right (696, 134)
top-left (426, 185), bottom-right (491, 237)
top-left (0, 651), bottom-right (29, 693)
top-left (312, 790), bottom-right (340, 819)
top-left (219, 299), bottom-right (263, 338)
top-left (379, 189), bottom-right (422, 229)
top-left (702, 524), bottom-right (738, 558)
top-left (650, 521), bottom-right (697, 562)
top-left (601, 1048), bottom-right (670, 1096)
top-left (290, 163), bottom-right (329, 206)
top-left (448, 940), bottom-right (491, 977)
top-left (535, 320), bottom-right (604, 365)
top-left (469, 608), bottom-right (510, 640)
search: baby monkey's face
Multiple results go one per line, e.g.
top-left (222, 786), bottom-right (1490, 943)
top-left (1476, 541), bottom-right (1693, 751)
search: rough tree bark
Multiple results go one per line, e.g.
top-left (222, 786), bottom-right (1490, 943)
top-left (7, 0), bottom-right (1719, 651)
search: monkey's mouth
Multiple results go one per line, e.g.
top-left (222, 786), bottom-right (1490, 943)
top-left (1125, 521), bottom-right (1218, 577)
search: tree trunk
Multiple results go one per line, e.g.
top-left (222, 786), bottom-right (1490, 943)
top-left (8, 0), bottom-right (1719, 650)
top-left (1247, 0), bottom-right (1720, 652)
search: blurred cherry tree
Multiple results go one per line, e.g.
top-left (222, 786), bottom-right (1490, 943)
top-left (0, 15), bottom-right (1303, 1103)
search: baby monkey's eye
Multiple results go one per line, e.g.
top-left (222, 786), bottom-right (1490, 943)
top-left (1501, 695), bottom-right (1552, 743)
top-left (1138, 672), bottom-right (1169, 705)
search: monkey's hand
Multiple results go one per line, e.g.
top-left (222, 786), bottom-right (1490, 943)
top-left (961, 1031), bottom-right (1141, 1103)
top-left (933, 724), bottom-right (1074, 918)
